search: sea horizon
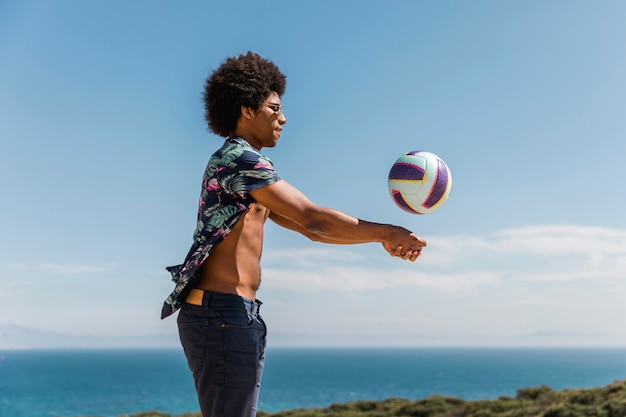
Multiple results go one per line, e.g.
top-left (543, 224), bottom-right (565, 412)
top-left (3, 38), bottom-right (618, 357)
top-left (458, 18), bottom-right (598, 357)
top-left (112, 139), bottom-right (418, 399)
top-left (2, 347), bottom-right (626, 417)
top-left (3, 344), bottom-right (626, 351)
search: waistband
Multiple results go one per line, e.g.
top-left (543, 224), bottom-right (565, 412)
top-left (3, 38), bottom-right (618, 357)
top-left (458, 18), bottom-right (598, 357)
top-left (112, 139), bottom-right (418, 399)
top-left (185, 288), bottom-right (262, 314)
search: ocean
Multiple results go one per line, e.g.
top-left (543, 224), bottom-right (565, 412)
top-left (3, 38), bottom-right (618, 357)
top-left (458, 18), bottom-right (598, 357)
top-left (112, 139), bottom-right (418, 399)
top-left (1, 347), bottom-right (626, 417)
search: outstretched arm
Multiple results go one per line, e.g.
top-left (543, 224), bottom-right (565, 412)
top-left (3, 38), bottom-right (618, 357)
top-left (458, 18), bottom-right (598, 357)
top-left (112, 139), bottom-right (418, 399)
top-left (250, 179), bottom-right (426, 261)
top-left (269, 211), bottom-right (422, 260)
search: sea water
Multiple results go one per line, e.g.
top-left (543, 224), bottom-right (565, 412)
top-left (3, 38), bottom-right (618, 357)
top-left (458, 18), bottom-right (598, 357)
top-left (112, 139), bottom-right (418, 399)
top-left (1, 348), bottom-right (626, 417)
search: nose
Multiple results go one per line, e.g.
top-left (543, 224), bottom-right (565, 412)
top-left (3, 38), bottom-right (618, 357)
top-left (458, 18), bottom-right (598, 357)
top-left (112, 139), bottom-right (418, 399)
top-left (278, 112), bottom-right (287, 124)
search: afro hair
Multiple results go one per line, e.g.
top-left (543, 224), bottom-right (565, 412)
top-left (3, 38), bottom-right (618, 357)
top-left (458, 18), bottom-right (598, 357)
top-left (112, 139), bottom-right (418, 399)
top-left (203, 51), bottom-right (287, 137)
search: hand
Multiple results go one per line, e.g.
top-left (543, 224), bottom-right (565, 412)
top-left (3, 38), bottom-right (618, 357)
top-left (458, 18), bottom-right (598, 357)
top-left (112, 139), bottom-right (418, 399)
top-left (383, 227), bottom-right (427, 262)
top-left (382, 242), bottom-right (424, 262)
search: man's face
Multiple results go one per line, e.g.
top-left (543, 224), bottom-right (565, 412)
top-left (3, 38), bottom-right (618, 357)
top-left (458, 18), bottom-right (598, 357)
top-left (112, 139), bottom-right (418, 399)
top-left (247, 91), bottom-right (286, 149)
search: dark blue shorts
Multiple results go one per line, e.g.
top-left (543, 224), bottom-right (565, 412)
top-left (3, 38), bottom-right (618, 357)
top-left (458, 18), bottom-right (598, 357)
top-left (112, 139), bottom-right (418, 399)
top-left (177, 290), bottom-right (266, 417)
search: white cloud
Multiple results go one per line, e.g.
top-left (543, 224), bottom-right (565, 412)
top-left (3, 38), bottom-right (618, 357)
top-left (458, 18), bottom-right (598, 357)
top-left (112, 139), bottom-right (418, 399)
top-left (513, 297), bottom-right (555, 306)
top-left (6, 263), bottom-right (116, 275)
top-left (264, 266), bottom-right (500, 293)
top-left (493, 225), bottom-right (626, 255)
top-left (263, 225), bottom-right (626, 291)
top-left (262, 247), bottom-right (364, 266)
top-left (426, 224), bottom-right (626, 258)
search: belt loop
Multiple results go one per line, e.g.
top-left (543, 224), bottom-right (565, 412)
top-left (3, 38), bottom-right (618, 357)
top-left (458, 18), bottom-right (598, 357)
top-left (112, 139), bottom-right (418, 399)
top-left (202, 290), bottom-right (211, 308)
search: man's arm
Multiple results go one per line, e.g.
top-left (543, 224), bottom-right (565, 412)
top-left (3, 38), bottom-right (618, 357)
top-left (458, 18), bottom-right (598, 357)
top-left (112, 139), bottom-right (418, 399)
top-left (268, 210), bottom-right (418, 259)
top-left (250, 179), bottom-right (426, 261)
top-left (268, 210), bottom-right (376, 244)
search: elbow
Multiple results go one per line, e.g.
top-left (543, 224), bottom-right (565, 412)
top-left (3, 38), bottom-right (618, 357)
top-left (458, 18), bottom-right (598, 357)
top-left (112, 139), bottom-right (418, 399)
top-left (301, 216), bottom-right (329, 237)
top-left (294, 206), bottom-right (339, 240)
top-left (298, 216), bottom-right (331, 241)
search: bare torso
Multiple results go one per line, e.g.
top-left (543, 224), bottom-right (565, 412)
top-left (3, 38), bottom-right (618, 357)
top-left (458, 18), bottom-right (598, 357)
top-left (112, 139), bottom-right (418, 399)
top-left (196, 203), bottom-right (269, 300)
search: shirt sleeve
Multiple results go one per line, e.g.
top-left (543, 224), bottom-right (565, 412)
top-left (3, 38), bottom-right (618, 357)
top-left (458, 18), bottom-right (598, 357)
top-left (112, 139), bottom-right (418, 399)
top-left (228, 148), bottom-right (280, 195)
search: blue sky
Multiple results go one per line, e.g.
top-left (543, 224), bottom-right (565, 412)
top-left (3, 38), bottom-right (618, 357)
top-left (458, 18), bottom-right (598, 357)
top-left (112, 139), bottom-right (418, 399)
top-left (1, 0), bottom-right (625, 348)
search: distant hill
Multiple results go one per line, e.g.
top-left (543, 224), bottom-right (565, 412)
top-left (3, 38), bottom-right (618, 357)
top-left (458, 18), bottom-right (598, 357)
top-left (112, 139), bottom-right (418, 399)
top-left (0, 324), bottom-right (179, 349)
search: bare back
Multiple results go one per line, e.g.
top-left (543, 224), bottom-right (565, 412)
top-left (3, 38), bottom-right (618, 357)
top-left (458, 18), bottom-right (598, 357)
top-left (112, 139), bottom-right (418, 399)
top-left (196, 203), bottom-right (269, 300)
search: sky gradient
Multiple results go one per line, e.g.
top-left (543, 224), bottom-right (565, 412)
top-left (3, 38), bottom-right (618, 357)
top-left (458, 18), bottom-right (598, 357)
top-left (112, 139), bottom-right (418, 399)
top-left (1, 0), bottom-right (625, 348)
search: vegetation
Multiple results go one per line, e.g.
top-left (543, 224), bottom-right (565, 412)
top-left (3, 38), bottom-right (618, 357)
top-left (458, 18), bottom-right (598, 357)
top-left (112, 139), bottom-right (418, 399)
top-left (85, 379), bottom-right (626, 417)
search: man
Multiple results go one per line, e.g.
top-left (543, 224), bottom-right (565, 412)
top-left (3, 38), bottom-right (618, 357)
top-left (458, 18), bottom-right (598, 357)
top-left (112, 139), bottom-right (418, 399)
top-left (162, 51), bottom-right (427, 417)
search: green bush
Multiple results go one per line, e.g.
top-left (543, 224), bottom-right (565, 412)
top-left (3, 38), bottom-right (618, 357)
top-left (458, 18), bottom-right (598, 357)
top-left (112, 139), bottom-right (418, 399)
top-left (88, 379), bottom-right (626, 417)
top-left (254, 380), bottom-right (626, 417)
top-left (517, 385), bottom-right (555, 401)
top-left (541, 403), bottom-right (604, 417)
top-left (395, 395), bottom-right (464, 417)
top-left (603, 398), bottom-right (626, 417)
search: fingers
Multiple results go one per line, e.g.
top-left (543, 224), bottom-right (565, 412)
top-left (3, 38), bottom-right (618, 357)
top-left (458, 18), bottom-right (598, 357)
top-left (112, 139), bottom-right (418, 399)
top-left (382, 231), bottom-right (427, 262)
top-left (385, 245), bottom-right (423, 261)
top-left (403, 248), bottom-right (422, 262)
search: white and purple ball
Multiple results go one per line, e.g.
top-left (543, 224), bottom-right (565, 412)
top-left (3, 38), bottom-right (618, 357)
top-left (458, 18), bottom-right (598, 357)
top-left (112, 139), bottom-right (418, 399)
top-left (387, 150), bottom-right (452, 215)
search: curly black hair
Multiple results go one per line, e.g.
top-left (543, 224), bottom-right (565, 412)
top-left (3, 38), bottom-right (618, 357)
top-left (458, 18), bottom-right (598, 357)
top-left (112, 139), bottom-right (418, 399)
top-left (203, 51), bottom-right (287, 137)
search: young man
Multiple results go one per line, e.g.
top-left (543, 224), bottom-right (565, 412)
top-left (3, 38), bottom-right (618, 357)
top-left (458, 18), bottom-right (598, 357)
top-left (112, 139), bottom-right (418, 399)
top-left (162, 51), bottom-right (427, 417)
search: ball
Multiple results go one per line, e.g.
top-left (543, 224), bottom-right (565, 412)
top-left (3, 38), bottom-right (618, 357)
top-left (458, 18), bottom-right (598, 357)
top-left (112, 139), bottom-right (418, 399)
top-left (387, 150), bottom-right (452, 214)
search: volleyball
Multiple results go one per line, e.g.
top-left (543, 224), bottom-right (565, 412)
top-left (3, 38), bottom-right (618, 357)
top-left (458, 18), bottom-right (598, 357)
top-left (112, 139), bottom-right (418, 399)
top-left (387, 150), bottom-right (452, 214)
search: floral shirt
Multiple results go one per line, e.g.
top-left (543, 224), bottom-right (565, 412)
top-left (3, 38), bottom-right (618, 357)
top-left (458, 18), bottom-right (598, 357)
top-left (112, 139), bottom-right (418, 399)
top-left (161, 137), bottom-right (280, 319)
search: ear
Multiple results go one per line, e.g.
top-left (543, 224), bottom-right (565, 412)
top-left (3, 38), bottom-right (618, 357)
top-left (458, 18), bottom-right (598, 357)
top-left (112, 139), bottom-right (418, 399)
top-left (240, 105), bottom-right (255, 120)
